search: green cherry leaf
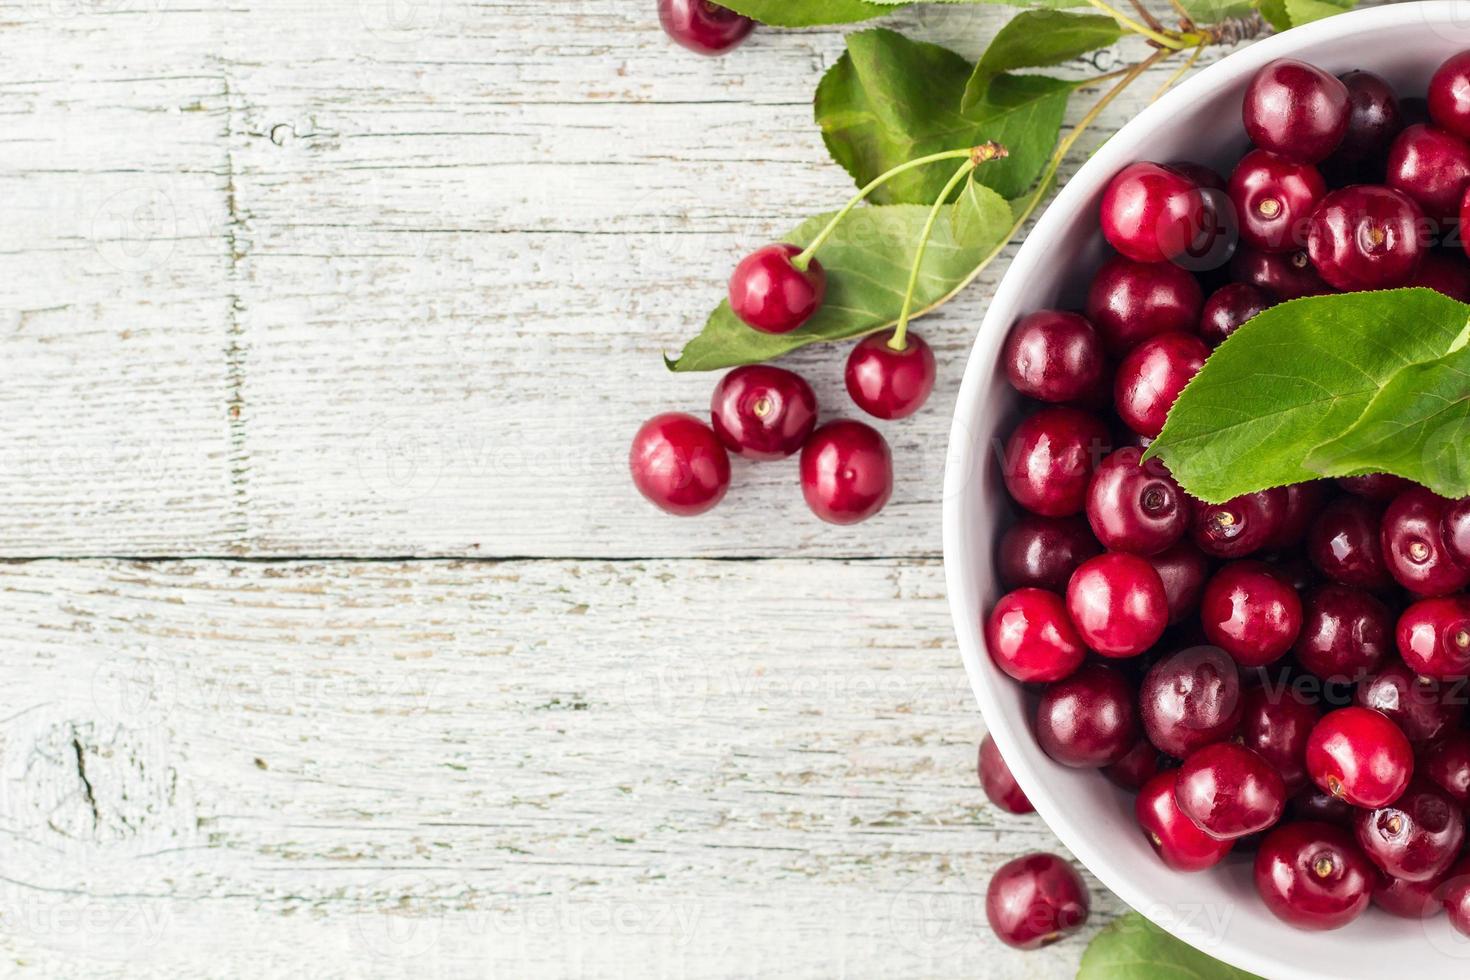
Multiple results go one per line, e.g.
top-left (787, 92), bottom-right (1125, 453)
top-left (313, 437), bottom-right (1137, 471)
top-left (1078, 913), bottom-right (1264, 980)
top-left (1283, 0), bottom-right (1356, 28)
top-left (1175, 0), bottom-right (1257, 26)
top-left (1254, 0), bottom-right (1292, 31)
top-left (961, 10), bottom-right (1122, 110)
top-left (1144, 289), bottom-right (1470, 503)
top-left (716, 0), bottom-right (898, 27)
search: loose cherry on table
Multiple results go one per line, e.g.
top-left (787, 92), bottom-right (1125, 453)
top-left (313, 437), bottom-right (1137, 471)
top-left (1104, 737), bottom-right (1163, 791)
top-left (728, 243), bottom-right (826, 334)
top-left (709, 364), bottom-right (818, 460)
top-left (1190, 488), bottom-right (1287, 559)
top-left (1084, 255), bottom-right (1203, 356)
top-left (1421, 731), bottom-right (1470, 807)
top-left (986, 588), bottom-right (1087, 684)
top-left (1084, 447), bottom-right (1187, 555)
top-left (1355, 661), bottom-right (1463, 745)
top-left (979, 734), bottom-right (1034, 814)
top-left (996, 515), bottom-right (1102, 592)
top-left (1035, 663), bottom-right (1139, 767)
top-left (1113, 332), bottom-right (1209, 439)
top-left (1230, 246), bottom-right (1332, 300)
top-left (1306, 705), bottom-right (1414, 808)
top-left (1001, 408), bottom-right (1111, 518)
top-left (985, 852), bottom-right (1091, 949)
top-left (629, 412), bottom-right (732, 516)
top-left (1306, 184), bottom-right (1425, 291)
top-left (1228, 149), bottom-right (1325, 253)
top-left (798, 419), bottom-right (892, 525)
top-left (1065, 552), bottom-right (1169, 657)
top-left (1294, 584), bottom-right (1391, 683)
top-left (1429, 51), bottom-right (1470, 140)
top-left (1147, 541), bottom-right (1211, 624)
top-left (657, 0), bottom-right (755, 55)
top-left (1244, 59), bottom-right (1350, 164)
top-left (1139, 644), bottom-right (1242, 758)
top-left (1199, 283), bottom-right (1270, 347)
top-left (1241, 686), bottom-right (1322, 794)
top-left (1099, 161), bottom-right (1207, 264)
top-left (1200, 561), bottom-right (1303, 667)
top-left (1386, 123), bottom-right (1470, 220)
top-left (1353, 779), bottom-right (1465, 882)
top-left (1175, 741), bottom-right (1288, 840)
top-left (1307, 495), bottom-right (1392, 590)
top-left (1136, 770), bottom-right (1235, 871)
top-left (844, 330), bottom-right (936, 420)
top-left (1381, 486), bottom-right (1470, 596)
top-left (1396, 595), bottom-right (1470, 680)
top-left (1335, 69), bottom-right (1404, 161)
top-left (1254, 821), bottom-right (1375, 930)
top-left (1002, 310), bottom-right (1106, 403)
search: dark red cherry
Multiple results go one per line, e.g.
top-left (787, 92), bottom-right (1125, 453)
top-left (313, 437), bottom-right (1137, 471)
top-left (1113, 332), bottom-right (1208, 439)
top-left (1001, 408), bottom-right (1111, 518)
top-left (1386, 124), bottom-right (1470, 220)
top-left (1175, 741), bottom-right (1287, 840)
top-left (979, 734), bottom-right (1034, 814)
top-left (1228, 149), bottom-right (1325, 252)
top-left (1084, 255), bottom-right (1203, 356)
top-left (710, 364), bottom-right (818, 460)
top-left (1445, 855), bottom-right (1470, 937)
top-left (1147, 542), bottom-right (1211, 624)
top-left (1199, 283), bottom-right (1270, 347)
top-left (986, 587), bottom-right (1087, 684)
top-left (1230, 245), bottom-right (1332, 300)
top-left (844, 331), bottom-right (936, 420)
top-left (799, 420), bottom-right (892, 525)
top-left (1084, 447), bottom-right (1187, 555)
top-left (1382, 486), bottom-right (1470, 596)
top-left (997, 515), bottom-right (1102, 592)
top-left (985, 853), bottom-right (1090, 949)
top-left (1307, 495), bottom-right (1392, 590)
top-left (1441, 496), bottom-right (1470, 566)
top-left (1136, 770), bottom-right (1235, 871)
top-left (1306, 706), bottom-right (1414, 808)
top-left (658, 0), bottom-right (754, 54)
top-left (1190, 489), bottom-right (1287, 559)
top-left (1254, 821), bottom-right (1374, 930)
top-left (629, 413), bottom-right (732, 516)
top-left (1242, 686), bottom-right (1322, 794)
top-left (1035, 663), bottom-right (1138, 767)
top-left (1306, 184), bottom-right (1425, 291)
top-left (1294, 585), bottom-right (1391, 683)
top-left (1201, 561), bottom-right (1303, 667)
top-left (1338, 473), bottom-right (1413, 500)
top-left (1244, 59), bottom-right (1350, 164)
top-left (1065, 553), bottom-right (1168, 657)
top-left (1356, 661), bottom-right (1464, 744)
top-left (1422, 732), bottom-right (1470, 808)
top-left (1409, 250), bottom-right (1470, 301)
top-left (1166, 160), bottom-right (1226, 191)
top-left (1397, 595), bottom-right (1470, 681)
top-left (1334, 69), bottom-right (1403, 162)
top-left (729, 243), bottom-right (825, 333)
top-left (1291, 786), bottom-right (1355, 828)
top-left (1003, 310), bottom-right (1107, 403)
top-left (1139, 645), bottom-right (1242, 757)
top-left (1267, 481), bottom-right (1330, 550)
top-left (1104, 737), bottom-right (1164, 791)
top-left (1374, 871), bottom-right (1446, 919)
top-left (1100, 162), bottom-right (1207, 264)
top-left (1354, 778), bottom-right (1465, 881)
top-left (1429, 51), bottom-right (1470, 141)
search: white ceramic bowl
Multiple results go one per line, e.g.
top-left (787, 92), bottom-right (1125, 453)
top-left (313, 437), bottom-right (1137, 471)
top-left (944, 4), bottom-right (1470, 977)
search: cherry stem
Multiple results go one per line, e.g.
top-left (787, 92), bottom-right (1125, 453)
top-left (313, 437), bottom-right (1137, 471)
top-left (1083, 0), bottom-right (1190, 49)
top-left (889, 158), bottom-right (979, 352)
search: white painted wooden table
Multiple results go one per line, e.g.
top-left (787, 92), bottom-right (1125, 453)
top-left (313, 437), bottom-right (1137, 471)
top-left (0, 2), bottom-right (1254, 976)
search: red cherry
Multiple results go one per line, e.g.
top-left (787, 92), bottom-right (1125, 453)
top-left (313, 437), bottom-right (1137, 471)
top-left (996, 515), bottom-right (1102, 592)
top-left (1199, 283), bottom-right (1270, 347)
top-left (1306, 706), bottom-right (1414, 808)
top-left (1084, 255), bottom-right (1202, 356)
top-left (1355, 661), bottom-right (1464, 744)
top-left (1353, 779), bottom-right (1465, 882)
top-left (1065, 553), bottom-right (1168, 657)
top-left (1136, 770), bottom-right (1235, 871)
top-left (1294, 584), bottom-right (1390, 682)
top-left (844, 331), bottom-right (936, 420)
top-left (1429, 51), bottom-right (1470, 140)
top-left (1267, 481), bottom-right (1330, 550)
top-left (1139, 644), bottom-right (1242, 758)
top-left (1421, 731), bottom-right (1470, 807)
top-left (1338, 473), bottom-right (1413, 500)
top-left (1190, 489), bottom-right (1287, 560)
top-left (1386, 124), bottom-right (1470, 221)
top-left (1373, 871), bottom-right (1446, 919)
top-left (1230, 245), bottom-right (1332, 300)
top-left (798, 420), bottom-right (892, 525)
top-left (1175, 741), bottom-right (1287, 840)
top-left (729, 243), bottom-right (825, 334)
top-left (1104, 738), bottom-right (1164, 791)
top-left (1307, 495), bottom-right (1392, 590)
top-left (1306, 185), bottom-right (1425, 291)
top-left (1409, 251), bottom-right (1470, 301)
top-left (1200, 561), bottom-right (1303, 667)
top-left (1397, 595), bottom-right (1470, 680)
top-left (1001, 408), bottom-right (1111, 518)
top-left (1035, 663), bottom-right (1138, 767)
top-left (1244, 59), bottom-right (1350, 164)
top-left (1291, 786), bottom-right (1356, 828)
top-left (1445, 855), bottom-right (1470, 937)
top-left (1113, 332), bottom-right (1208, 439)
top-left (1085, 447), bottom-right (1188, 555)
top-left (1147, 541), bottom-right (1211, 624)
top-left (1100, 162), bottom-right (1208, 264)
top-left (985, 853), bottom-right (1090, 949)
top-left (986, 588), bottom-right (1087, 684)
top-left (1241, 686), bottom-right (1322, 794)
top-left (1002, 310), bottom-right (1107, 404)
top-left (1335, 69), bottom-right (1404, 161)
top-left (629, 412), bottom-right (731, 516)
top-left (657, 0), bottom-right (755, 55)
top-left (709, 365), bottom-right (817, 460)
top-left (1228, 149), bottom-right (1325, 252)
top-left (979, 734), bottom-right (1034, 814)
top-left (1442, 496), bottom-right (1470, 565)
top-left (1382, 486), bottom-right (1470, 596)
top-left (1254, 821), bottom-right (1375, 930)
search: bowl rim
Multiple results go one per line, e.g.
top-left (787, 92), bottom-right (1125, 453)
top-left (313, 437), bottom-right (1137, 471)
top-left (942, 4), bottom-right (1467, 976)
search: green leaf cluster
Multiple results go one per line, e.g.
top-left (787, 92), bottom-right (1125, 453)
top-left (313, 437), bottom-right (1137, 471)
top-left (1078, 913), bottom-right (1263, 980)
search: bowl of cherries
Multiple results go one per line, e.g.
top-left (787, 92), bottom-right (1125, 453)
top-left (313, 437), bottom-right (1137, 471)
top-left (946, 4), bottom-right (1470, 977)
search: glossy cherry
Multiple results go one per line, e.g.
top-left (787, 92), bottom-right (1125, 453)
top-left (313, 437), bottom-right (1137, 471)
top-left (1100, 162), bottom-right (1208, 264)
top-left (1421, 731), bottom-right (1470, 807)
top-left (1175, 742), bottom-right (1287, 840)
top-left (1334, 69), bottom-right (1403, 161)
top-left (657, 0), bottom-right (755, 55)
top-left (1385, 123), bottom-right (1470, 220)
top-left (1147, 542), bottom-right (1211, 624)
top-left (1230, 245), bottom-right (1332, 300)
top-left (1113, 332), bottom-right (1209, 439)
top-left (986, 588), bottom-right (1087, 684)
top-left (1307, 495), bottom-right (1392, 589)
top-left (1201, 561), bottom-right (1303, 667)
top-left (1199, 283), bottom-right (1270, 347)
top-left (1190, 488), bottom-right (1287, 559)
top-left (1267, 481), bottom-right (1330, 550)
top-left (1441, 495), bottom-right (1470, 566)
top-left (1254, 821), bottom-right (1375, 930)
top-left (1355, 662), bottom-right (1464, 744)
top-left (1139, 644), bottom-right (1243, 757)
top-left (1397, 595), bottom-right (1470, 681)
top-left (985, 852), bottom-right (1090, 949)
top-left (1084, 447), bottom-right (1188, 555)
top-left (799, 420), bottom-right (892, 525)
top-left (729, 243), bottom-right (825, 333)
top-left (1354, 779), bottom-right (1465, 881)
top-left (1136, 770), bottom-right (1235, 871)
top-left (1104, 737), bottom-right (1164, 791)
top-left (1001, 408), bottom-right (1111, 517)
top-left (1228, 149), bottom-right (1325, 252)
top-left (1084, 255), bottom-right (1203, 356)
top-left (1291, 786), bottom-right (1355, 828)
top-left (1373, 871), bottom-right (1446, 919)
top-left (1244, 59), bottom-right (1350, 164)
top-left (1338, 472), bottom-right (1413, 500)
top-left (1429, 51), bottom-right (1470, 140)
top-left (1242, 686), bottom-right (1322, 794)
top-left (844, 331), bottom-right (936, 420)
top-left (979, 733), bottom-right (1034, 814)
top-left (1002, 310), bottom-right (1107, 403)
top-left (996, 515), bottom-right (1102, 592)
top-left (1306, 184), bottom-right (1425, 291)
top-left (1065, 553), bottom-right (1168, 657)
top-left (1035, 663), bottom-right (1138, 767)
top-left (1382, 486), bottom-right (1470, 596)
top-left (629, 412), bottom-right (732, 516)
top-left (1445, 855), bottom-right (1470, 937)
top-left (1294, 585), bottom-right (1391, 682)
top-left (1306, 706), bottom-right (1414, 808)
top-left (1409, 250), bottom-right (1470, 301)
top-left (709, 364), bottom-right (817, 460)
